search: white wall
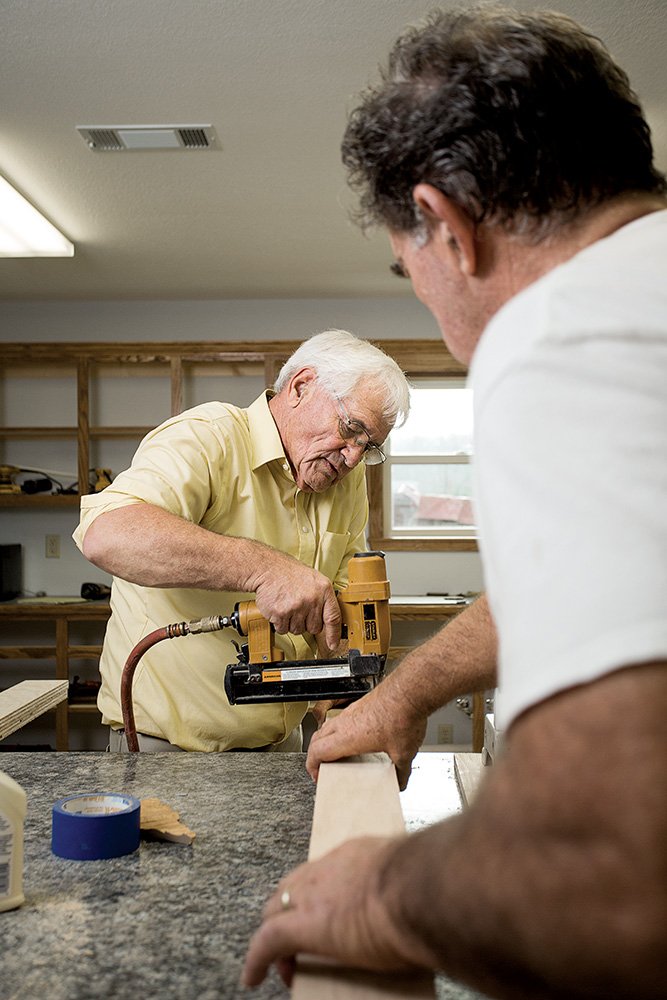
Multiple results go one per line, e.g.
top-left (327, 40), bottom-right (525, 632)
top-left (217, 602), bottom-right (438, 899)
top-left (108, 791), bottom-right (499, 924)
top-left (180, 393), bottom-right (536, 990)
top-left (1, 296), bottom-right (442, 343)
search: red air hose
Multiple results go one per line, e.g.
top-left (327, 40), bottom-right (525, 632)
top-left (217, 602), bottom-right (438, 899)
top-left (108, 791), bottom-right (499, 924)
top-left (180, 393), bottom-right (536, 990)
top-left (119, 615), bottom-right (228, 751)
top-left (120, 623), bottom-right (189, 752)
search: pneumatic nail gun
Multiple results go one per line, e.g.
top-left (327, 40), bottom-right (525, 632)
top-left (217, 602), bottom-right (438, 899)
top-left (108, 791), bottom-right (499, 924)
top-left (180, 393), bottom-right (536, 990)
top-left (120, 551), bottom-right (391, 750)
top-left (223, 550), bottom-right (391, 704)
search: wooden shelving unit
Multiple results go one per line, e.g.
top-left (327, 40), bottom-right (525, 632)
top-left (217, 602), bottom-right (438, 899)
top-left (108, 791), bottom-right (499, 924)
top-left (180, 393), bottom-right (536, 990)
top-left (0, 341), bottom-right (302, 504)
top-left (0, 338), bottom-right (465, 519)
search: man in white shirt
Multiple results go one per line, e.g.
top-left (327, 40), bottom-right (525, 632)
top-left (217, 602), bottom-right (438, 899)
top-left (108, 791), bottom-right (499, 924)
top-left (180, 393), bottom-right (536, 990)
top-left (244, 6), bottom-right (667, 997)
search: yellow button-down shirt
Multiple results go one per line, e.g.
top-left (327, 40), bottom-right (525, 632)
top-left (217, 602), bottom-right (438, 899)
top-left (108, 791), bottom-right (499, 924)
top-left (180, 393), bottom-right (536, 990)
top-left (73, 392), bottom-right (368, 750)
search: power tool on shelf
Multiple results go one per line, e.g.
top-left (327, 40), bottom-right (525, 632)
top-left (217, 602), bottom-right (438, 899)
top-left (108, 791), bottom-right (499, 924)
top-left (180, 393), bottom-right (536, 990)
top-left (120, 551), bottom-right (391, 751)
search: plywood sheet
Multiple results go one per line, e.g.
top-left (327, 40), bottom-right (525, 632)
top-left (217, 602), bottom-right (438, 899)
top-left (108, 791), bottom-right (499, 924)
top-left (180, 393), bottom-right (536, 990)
top-left (0, 679), bottom-right (68, 740)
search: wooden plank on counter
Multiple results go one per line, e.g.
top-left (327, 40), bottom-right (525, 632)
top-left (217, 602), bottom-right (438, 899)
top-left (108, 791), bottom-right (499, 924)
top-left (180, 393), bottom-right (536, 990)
top-left (454, 753), bottom-right (486, 807)
top-left (292, 754), bottom-right (435, 999)
top-left (0, 679), bottom-right (68, 740)
top-left (308, 755), bottom-right (404, 860)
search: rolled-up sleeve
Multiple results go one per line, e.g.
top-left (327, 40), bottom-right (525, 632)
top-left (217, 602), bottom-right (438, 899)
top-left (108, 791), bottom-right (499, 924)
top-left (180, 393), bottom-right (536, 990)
top-left (72, 413), bottom-right (231, 552)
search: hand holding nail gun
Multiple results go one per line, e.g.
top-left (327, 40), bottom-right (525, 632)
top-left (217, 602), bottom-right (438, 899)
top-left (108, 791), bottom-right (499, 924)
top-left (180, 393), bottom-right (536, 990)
top-left (243, 548), bottom-right (348, 656)
top-left (224, 551), bottom-right (391, 704)
top-left (120, 551), bottom-right (391, 750)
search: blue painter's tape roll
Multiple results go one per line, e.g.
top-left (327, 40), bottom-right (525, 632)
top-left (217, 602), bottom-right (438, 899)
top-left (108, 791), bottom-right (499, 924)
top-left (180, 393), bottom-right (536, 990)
top-left (52, 793), bottom-right (141, 860)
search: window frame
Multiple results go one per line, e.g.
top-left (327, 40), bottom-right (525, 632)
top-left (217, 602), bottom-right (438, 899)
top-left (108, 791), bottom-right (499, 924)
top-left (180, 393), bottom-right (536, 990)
top-left (365, 345), bottom-right (478, 552)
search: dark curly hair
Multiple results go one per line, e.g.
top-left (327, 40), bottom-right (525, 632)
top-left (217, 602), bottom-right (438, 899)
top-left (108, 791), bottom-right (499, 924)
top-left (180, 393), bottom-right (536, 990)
top-left (342, 3), bottom-right (666, 238)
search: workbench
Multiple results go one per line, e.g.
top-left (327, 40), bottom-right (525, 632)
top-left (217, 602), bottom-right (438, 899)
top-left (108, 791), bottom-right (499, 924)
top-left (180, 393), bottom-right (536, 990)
top-left (0, 752), bottom-right (488, 1000)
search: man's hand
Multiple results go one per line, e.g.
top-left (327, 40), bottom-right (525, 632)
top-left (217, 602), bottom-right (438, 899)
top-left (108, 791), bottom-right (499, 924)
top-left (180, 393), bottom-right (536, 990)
top-left (241, 836), bottom-right (435, 988)
top-left (249, 551), bottom-right (342, 651)
top-left (246, 663), bottom-right (667, 999)
top-left (306, 681), bottom-right (426, 790)
top-left (307, 598), bottom-right (497, 790)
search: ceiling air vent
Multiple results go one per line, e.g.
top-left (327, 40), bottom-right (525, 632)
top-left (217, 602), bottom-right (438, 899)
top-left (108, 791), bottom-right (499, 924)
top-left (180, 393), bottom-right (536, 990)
top-left (76, 124), bottom-right (218, 151)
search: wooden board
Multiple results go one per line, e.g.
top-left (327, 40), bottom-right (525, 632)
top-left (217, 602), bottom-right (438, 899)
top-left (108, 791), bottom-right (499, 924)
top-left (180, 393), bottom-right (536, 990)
top-left (453, 753), bottom-right (486, 807)
top-left (307, 755), bottom-right (404, 860)
top-left (292, 754), bottom-right (435, 999)
top-left (0, 679), bottom-right (69, 740)
top-left (140, 798), bottom-right (196, 844)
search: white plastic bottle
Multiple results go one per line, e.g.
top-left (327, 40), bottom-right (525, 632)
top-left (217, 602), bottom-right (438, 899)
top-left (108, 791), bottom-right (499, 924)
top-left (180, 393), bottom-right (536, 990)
top-left (0, 770), bottom-right (27, 912)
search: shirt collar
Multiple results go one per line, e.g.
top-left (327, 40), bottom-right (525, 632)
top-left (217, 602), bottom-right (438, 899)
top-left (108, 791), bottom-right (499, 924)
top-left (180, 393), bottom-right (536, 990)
top-left (247, 391), bottom-right (289, 472)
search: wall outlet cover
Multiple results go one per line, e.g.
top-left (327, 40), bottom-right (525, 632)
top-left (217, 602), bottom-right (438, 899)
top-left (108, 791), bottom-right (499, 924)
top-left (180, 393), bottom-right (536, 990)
top-left (45, 534), bottom-right (60, 559)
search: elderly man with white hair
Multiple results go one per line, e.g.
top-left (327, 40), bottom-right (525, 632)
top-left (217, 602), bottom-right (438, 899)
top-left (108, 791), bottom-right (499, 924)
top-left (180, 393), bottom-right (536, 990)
top-left (74, 329), bottom-right (409, 753)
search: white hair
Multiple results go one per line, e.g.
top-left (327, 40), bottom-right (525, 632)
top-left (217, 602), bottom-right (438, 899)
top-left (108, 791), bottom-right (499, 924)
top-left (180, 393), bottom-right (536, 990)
top-left (274, 329), bottom-right (410, 426)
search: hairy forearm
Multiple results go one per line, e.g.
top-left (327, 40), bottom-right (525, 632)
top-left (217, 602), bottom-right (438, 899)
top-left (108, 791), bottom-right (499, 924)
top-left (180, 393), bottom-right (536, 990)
top-left (81, 503), bottom-right (343, 644)
top-left (379, 662), bottom-right (667, 999)
top-left (388, 595), bottom-right (497, 718)
top-left (81, 503), bottom-right (272, 591)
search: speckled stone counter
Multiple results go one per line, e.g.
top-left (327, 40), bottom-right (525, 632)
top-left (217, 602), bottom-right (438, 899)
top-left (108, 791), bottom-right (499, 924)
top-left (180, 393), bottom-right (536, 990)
top-left (0, 752), bottom-right (490, 1000)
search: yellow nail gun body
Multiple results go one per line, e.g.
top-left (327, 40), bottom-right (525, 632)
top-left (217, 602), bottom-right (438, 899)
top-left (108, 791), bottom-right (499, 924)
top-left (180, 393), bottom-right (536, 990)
top-left (224, 551), bottom-right (391, 705)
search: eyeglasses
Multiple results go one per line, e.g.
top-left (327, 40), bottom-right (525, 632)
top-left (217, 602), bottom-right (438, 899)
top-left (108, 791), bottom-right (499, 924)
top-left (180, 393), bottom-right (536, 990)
top-left (334, 398), bottom-right (386, 466)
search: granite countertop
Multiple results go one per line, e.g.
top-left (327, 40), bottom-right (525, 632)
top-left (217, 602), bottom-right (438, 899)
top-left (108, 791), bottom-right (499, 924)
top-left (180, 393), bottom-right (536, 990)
top-left (0, 752), bottom-right (489, 1000)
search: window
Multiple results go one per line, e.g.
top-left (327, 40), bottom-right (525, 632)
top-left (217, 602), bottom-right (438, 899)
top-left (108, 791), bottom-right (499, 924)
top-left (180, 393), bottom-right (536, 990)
top-left (367, 378), bottom-right (477, 552)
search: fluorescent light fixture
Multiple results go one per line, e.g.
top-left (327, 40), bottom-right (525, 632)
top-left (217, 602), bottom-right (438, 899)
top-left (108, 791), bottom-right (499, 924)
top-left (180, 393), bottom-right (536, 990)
top-left (0, 176), bottom-right (74, 257)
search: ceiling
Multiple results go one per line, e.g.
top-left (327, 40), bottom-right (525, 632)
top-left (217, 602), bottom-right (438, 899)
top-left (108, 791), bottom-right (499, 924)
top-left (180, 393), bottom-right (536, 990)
top-left (1, 0), bottom-right (666, 302)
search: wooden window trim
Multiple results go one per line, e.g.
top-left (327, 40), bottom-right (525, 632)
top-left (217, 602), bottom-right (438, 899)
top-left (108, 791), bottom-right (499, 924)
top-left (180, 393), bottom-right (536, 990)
top-left (367, 464), bottom-right (478, 552)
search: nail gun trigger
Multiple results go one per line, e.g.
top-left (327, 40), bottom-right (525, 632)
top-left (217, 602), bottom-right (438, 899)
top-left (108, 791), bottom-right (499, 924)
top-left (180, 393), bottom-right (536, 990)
top-left (232, 640), bottom-right (249, 664)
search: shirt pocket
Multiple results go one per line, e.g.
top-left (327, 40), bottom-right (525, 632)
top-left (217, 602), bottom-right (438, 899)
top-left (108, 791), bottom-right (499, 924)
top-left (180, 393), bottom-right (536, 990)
top-left (315, 530), bottom-right (351, 583)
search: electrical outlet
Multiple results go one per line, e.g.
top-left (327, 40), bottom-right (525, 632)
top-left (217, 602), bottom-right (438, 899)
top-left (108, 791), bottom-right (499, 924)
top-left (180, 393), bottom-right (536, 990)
top-left (437, 723), bottom-right (454, 744)
top-left (45, 534), bottom-right (60, 559)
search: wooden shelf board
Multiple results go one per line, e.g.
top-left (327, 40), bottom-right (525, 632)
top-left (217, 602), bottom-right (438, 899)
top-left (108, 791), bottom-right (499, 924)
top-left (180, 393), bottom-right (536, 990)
top-left (0, 679), bottom-right (69, 741)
